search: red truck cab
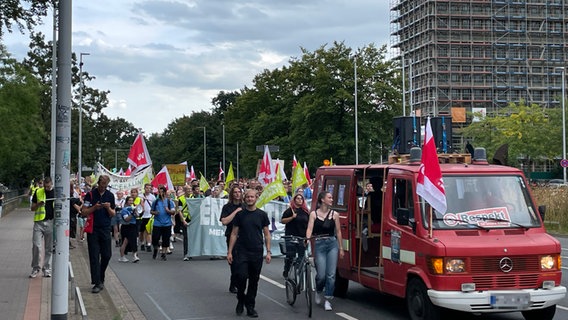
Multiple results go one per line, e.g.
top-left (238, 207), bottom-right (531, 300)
top-left (311, 149), bottom-right (566, 320)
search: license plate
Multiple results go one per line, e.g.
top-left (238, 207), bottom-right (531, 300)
top-left (490, 293), bottom-right (531, 309)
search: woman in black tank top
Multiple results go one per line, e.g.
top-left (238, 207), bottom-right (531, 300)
top-left (305, 191), bottom-right (344, 311)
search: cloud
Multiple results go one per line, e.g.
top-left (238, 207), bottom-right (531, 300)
top-left (3, 0), bottom-right (391, 133)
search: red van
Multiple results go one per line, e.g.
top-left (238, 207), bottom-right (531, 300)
top-left (311, 148), bottom-right (566, 320)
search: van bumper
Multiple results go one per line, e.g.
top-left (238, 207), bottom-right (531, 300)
top-left (428, 286), bottom-right (566, 312)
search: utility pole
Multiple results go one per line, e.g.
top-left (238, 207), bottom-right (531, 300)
top-left (51, 0), bottom-right (72, 318)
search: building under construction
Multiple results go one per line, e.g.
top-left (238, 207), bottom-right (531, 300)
top-left (390, 0), bottom-right (567, 129)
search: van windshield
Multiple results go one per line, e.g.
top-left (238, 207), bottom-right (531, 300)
top-left (424, 175), bottom-right (541, 230)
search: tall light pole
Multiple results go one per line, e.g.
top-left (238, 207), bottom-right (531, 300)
top-left (197, 127), bottom-right (206, 178)
top-left (354, 54), bottom-right (359, 164)
top-left (78, 52), bottom-right (89, 181)
top-left (557, 67), bottom-right (567, 184)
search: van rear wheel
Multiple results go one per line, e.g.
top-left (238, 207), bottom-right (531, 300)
top-left (521, 305), bottom-right (556, 320)
top-left (333, 272), bottom-right (349, 298)
top-left (406, 278), bottom-right (440, 320)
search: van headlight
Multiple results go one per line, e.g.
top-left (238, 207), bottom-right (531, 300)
top-left (445, 259), bottom-right (465, 273)
top-left (540, 255), bottom-right (560, 270)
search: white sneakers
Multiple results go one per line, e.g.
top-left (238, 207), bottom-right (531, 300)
top-left (315, 292), bottom-right (322, 305)
top-left (118, 256), bottom-right (129, 262)
top-left (324, 300), bottom-right (332, 311)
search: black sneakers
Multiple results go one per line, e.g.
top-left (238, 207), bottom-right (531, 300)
top-left (235, 302), bottom-right (244, 315)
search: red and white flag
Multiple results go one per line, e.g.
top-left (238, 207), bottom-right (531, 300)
top-left (292, 155), bottom-right (298, 169)
top-left (124, 165), bottom-right (132, 176)
top-left (218, 162), bottom-right (225, 182)
top-left (258, 145), bottom-right (275, 186)
top-left (189, 165), bottom-right (196, 180)
top-left (126, 133), bottom-right (152, 174)
top-left (151, 166), bottom-right (174, 190)
top-left (416, 118), bottom-right (447, 214)
top-left (303, 162), bottom-right (312, 185)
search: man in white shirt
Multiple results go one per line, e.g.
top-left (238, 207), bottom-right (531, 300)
top-left (139, 183), bottom-right (156, 252)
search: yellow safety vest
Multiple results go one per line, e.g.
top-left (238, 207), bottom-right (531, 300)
top-left (133, 197), bottom-right (142, 219)
top-left (34, 188), bottom-right (46, 222)
top-left (177, 196), bottom-right (191, 221)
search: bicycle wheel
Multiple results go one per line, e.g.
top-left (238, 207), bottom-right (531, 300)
top-left (305, 263), bottom-right (314, 317)
top-left (285, 278), bottom-right (297, 305)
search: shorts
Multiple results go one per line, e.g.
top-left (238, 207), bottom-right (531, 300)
top-left (152, 225), bottom-right (172, 247)
top-left (140, 217), bottom-right (151, 233)
top-left (77, 216), bottom-right (86, 228)
top-left (111, 213), bottom-right (123, 226)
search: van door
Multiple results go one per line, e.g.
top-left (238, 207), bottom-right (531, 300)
top-left (313, 169), bottom-right (356, 270)
top-left (381, 173), bottom-right (416, 297)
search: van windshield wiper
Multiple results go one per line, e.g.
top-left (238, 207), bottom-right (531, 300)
top-left (432, 217), bottom-right (489, 231)
top-left (473, 216), bottom-right (529, 230)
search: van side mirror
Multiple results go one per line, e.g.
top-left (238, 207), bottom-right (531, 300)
top-left (538, 205), bottom-right (546, 221)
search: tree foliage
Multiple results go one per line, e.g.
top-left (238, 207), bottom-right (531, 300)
top-left (0, 45), bottom-right (46, 187)
top-left (0, 0), bottom-right (51, 39)
top-left (461, 101), bottom-right (560, 167)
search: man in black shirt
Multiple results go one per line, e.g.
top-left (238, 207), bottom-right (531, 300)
top-left (227, 189), bottom-right (271, 318)
top-left (30, 177), bottom-right (55, 278)
top-left (220, 185), bottom-right (243, 293)
top-left (81, 175), bottom-right (116, 293)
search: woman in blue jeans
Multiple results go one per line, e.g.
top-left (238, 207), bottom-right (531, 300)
top-left (306, 191), bottom-right (344, 311)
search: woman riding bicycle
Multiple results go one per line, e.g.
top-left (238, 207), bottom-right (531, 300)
top-left (281, 193), bottom-right (310, 278)
top-left (306, 190), bottom-right (344, 311)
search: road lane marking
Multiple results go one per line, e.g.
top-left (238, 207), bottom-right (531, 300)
top-left (337, 312), bottom-right (359, 319)
top-left (261, 274), bottom-right (285, 289)
top-left (557, 305), bottom-right (568, 311)
top-left (145, 292), bottom-right (172, 320)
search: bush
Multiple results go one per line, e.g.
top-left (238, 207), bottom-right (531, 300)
top-left (532, 186), bottom-right (568, 233)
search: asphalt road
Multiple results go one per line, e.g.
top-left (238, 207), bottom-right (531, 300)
top-left (109, 237), bottom-right (568, 320)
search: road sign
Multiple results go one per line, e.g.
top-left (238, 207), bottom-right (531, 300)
top-left (561, 159), bottom-right (568, 168)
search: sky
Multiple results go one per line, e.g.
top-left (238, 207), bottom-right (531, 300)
top-left (4, 0), bottom-right (393, 134)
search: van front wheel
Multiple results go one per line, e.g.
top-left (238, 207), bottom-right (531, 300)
top-left (406, 278), bottom-right (440, 320)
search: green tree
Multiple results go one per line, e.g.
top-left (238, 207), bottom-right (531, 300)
top-left (0, 0), bottom-right (51, 39)
top-left (461, 101), bottom-right (560, 167)
top-left (0, 46), bottom-right (46, 187)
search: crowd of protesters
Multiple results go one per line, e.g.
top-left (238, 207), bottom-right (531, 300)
top-left (25, 173), bottom-right (343, 316)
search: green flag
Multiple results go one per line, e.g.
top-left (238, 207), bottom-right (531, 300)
top-left (256, 177), bottom-right (286, 208)
top-left (199, 172), bottom-right (210, 192)
top-left (291, 161), bottom-right (308, 194)
top-left (225, 162), bottom-right (235, 190)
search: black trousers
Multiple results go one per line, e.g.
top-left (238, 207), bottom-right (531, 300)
top-left (226, 236), bottom-right (236, 288)
top-left (233, 251), bottom-right (263, 309)
top-left (87, 226), bottom-right (112, 286)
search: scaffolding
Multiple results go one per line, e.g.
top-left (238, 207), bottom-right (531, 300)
top-left (390, 0), bottom-right (568, 148)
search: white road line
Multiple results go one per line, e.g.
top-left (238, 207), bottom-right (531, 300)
top-left (260, 274), bottom-right (286, 289)
top-left (336, 312), bottom-right (359, 320)
top-left (561, 266), bottom-right (568, 270)
top-left (557, 305), bottom-right (568, 311)
top-left (145, 292), bottom-right (172, 320)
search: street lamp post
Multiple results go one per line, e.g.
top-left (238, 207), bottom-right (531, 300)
top-left (558, 67), bottom-right (567, 184)
top-left (197, 127), bottom-right (206, 178)
top-left (78, 52), bottom-right (89, 181)
top-left (354, 55), bottom-right (359, 164)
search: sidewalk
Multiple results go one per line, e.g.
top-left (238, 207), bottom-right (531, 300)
top-left (0, 207), bottom-right (145, 320)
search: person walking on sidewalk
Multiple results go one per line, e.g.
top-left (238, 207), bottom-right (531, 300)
top-left (227, 189), bottom-right (271, 318)
top-left (82, 175), bottom-right (116, 293)
top-left (119, 196), bottom-right (140, 263)
top-left (29, 177), bottom-right (55, 278)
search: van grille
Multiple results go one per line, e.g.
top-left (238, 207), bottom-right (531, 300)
top-left (470, 255), bottom-right (540, 290)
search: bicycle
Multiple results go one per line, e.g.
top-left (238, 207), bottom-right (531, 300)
top-left (280, 235), bottom-right (327, 318)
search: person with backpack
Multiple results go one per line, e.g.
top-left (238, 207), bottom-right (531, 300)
top-left (150, 185), bottom-right (176, 261)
